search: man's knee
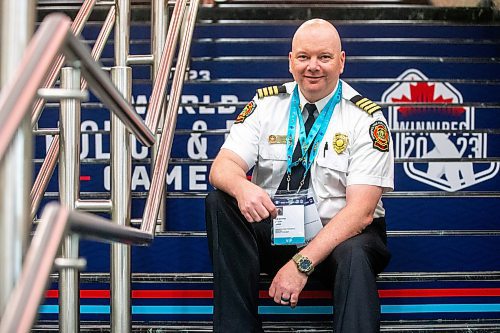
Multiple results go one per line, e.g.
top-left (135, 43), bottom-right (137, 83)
top-left (206, 189), bottom-right (225, 210)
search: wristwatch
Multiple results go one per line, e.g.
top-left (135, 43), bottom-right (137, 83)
top-left (292, 253), bottom-right (314, 276)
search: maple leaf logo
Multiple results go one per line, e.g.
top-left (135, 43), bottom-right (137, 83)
top-left (392, 82), bottom-right (465, 118)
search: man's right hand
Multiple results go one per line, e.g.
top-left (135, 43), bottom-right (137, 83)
top-left (235, 181), bottom-right (277, 223)
top-left (209, 149), bottom-right (277, 223)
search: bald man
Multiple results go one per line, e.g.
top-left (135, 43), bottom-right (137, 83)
top-left (206, 19), bottom-right (394, 332)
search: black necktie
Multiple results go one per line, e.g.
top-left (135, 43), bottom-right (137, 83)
top-left (278, 103), bottom-right (317, 191)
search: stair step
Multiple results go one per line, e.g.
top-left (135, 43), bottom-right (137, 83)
top-left (32, 319), bottom-right (500, 332)
top-left (49, 271), bottom-right (500, 283)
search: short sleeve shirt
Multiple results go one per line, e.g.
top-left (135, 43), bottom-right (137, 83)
top-left (221, 80), bottom-right (394, 224)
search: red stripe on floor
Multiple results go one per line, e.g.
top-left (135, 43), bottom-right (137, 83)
top-left (379, 288), bottom-right (500, 298)
top-left (44, 288), bottom-right (500, 299)
top-left (132, 290), bottom-right (213, 298)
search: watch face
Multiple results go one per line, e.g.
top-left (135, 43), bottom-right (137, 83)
top-left (299, 258), bottom-right (311, 271)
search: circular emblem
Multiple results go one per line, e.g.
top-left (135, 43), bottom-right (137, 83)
top-left (369, 120), bottom-right (390, 152)
top-left (333, 133), bottom-right (348, 154)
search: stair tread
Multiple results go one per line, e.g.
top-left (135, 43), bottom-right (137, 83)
top-left (32, 319), bottom-right (500, 332)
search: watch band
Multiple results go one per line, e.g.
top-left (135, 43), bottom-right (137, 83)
top-left (292, 253), bottom-right (314, 276)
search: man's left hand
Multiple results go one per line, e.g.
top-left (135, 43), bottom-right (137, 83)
top-left (269, 260), bottom-right (308, 308)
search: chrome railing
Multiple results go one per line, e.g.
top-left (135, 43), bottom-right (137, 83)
top-left (0, 14), bottom-right (154, 163)
top-left (142, 0), bottom-right (201, 235)
top-left (30, 4), bottom-right (116, 219)
top-left (0, 0), bottom-right (200, 330)
top-left (0, 202), bottom-right (152, 333)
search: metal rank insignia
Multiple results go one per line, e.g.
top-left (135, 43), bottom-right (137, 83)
top-left (333, 133), bottom-right (348, 154)
top-left (268, 135), bottom-right (287, 144)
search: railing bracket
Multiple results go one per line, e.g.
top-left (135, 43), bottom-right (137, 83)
top-left (37, 88), bottom-right (89, 102)
top-left (54, 257), bottom-right (87, 271)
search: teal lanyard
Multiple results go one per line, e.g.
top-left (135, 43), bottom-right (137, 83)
top-left (285, 82), bottom-right (342, 191)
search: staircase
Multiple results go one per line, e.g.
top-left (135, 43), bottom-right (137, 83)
top-left (30, 2), bottom-right (500, 332)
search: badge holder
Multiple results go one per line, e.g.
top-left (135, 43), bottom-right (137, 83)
top-left (303, 193), bottom-right (323, 246)
top-left (271, 189), bottom-right (307, 246)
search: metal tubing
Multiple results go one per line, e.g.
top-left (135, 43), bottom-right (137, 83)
top-left (0, 14), bottom-right (71, 163)
top-left (58, 66), bottom-right (82, 333)
top-left (141, 0), bottom-right (200, 235)
top-left (31, 0), bottom-right (97, 127)
top-left (30, 135), bottom-right (60, 219)
top-left (111, 65), bottom-right (132, 333)
top-left (31, 8), bottom-right (116, 219)
top-left (37, 87), bottom-right (89, 101)
top-left (144, 0), bottom-right (188, 133)
top-left (114, 0), bottom-right (129, 68)
top-left (111, 1), bottom-right (132, 329)
top-left (152, 0), bottom-right (170, 232)
top-left (0, 0), bottom-right (35, 315)
top-left (64, 32), bottom-right (155, 147)
top-left (0, 198), bottom-right (153, 332)
top-left (70, 208), bottom-right (152, 245)
top-left (82, 5), bottom-right (116, 90)
top-left (127, 54), bottom-right (154, 65)
top-left (75, 199), bottom-right (113, 212)
top-left (0, 203), bottom-right (69, 333)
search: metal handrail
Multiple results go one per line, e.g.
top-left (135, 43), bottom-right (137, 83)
top-left (64, 26), bottom-right (155, 146)
top-left (0, 13), bottom-right (155, 164)
top-left (144, 0), bottom-right (188, 133)
top-left (30, 6), bottom-right (116, 219)
top-left (0, 202), bottom-right (152, 333)
top-left (141, 0), bottom-right (201, 235)
top-left (31, 0), bottom-right (97, 127)
top-left (0, 14), bottom-right (70, 162)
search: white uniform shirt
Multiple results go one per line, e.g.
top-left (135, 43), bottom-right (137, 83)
top-left (222, 80), bottom-right (394, 224)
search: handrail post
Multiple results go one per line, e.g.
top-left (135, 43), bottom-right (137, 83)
top-left (111, 0), bottom-right (132, 331)
top-left (0, 0), bottom-right (35, 316)
top-left (58, 65), bottom-right (82, 333)
top-left (152, 0), bottom-right (170, 232)
top-left (110, 66), bottom-right (133, 333)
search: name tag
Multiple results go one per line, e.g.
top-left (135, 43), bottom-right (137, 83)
top-left (272, 194), bottom-right (306, 245)
top-left (268, 135), bottom-right (287, 144)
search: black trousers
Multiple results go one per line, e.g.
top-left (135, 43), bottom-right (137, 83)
top-left (205, 189), bottom-right (391, 333)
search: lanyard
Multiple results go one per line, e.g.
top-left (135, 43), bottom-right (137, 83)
top-left (285, 82), bottom-right (343, 191)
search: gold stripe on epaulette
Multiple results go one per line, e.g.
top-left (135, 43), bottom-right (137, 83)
top-left (352, 95), bottom-right (382, 115)
top-left (257, 85), bottom-right (286, 99)
top-left (366, 104), bottom-right (381, 114)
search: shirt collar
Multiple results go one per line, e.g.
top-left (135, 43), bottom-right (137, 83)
top-left (297, 80), bottom-right (340, 114)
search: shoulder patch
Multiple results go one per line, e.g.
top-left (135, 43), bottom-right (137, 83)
top-left (256, 85), bottom-right (287, 99)
top-left (350, 95), bottom-right (382, 115)
top-left (369, 120), bottom-right (390, 152)
top-left (235, 101), bottom-right (257, 124)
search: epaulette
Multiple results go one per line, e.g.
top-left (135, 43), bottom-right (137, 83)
top-left (256, 85), bottom-right (288, 99)
top-left (350, 95), bottom-right (382, 116)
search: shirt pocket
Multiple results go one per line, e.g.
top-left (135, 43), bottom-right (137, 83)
top-left (314, 151), bottom-right (348, 198)
top-left (256, 143), bottom-right (287, 190)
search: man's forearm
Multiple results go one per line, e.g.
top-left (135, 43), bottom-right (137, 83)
top-left (297, 185), bottom-right (383, 267)
top-left (209, 155), bottom-right (249, 198)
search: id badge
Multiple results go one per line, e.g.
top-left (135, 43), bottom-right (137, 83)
top-left (304, 196), bottom-right (323, 244)
top-left (271, 191), bottom-right (306, 246)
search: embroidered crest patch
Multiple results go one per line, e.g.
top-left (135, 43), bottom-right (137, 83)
top-left (235, 101), bottom-right (256, 124)
top-left (369, 121), bottom-right (390, 152)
